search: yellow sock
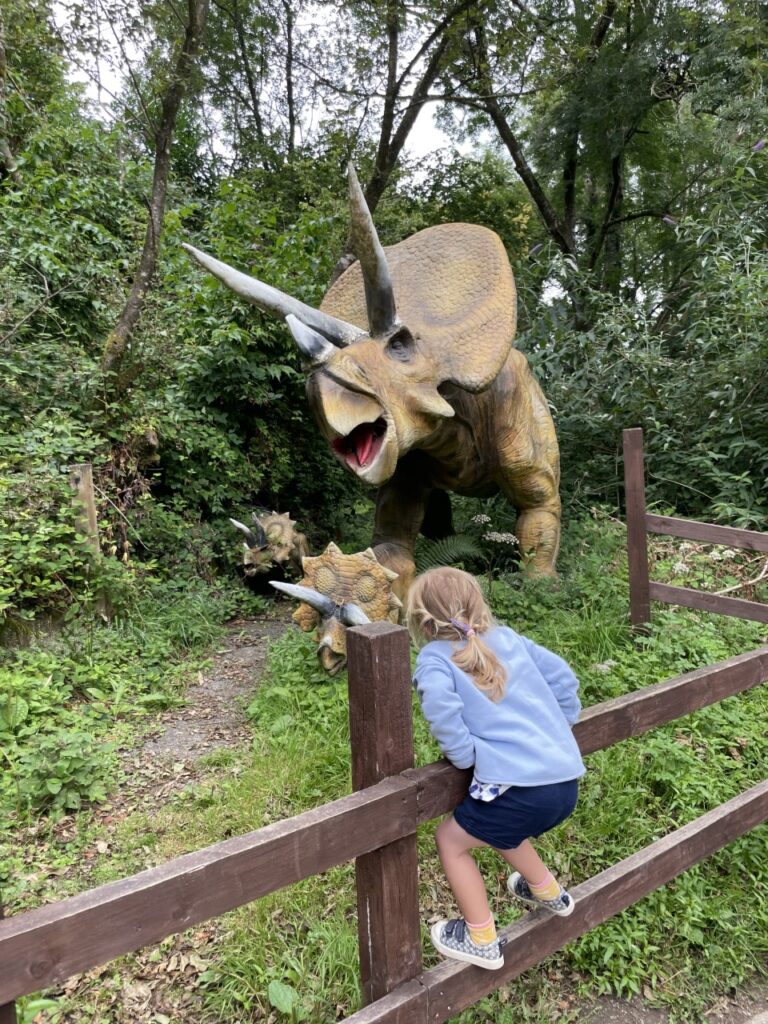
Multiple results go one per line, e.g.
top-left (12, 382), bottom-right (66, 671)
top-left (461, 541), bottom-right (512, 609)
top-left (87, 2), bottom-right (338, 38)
top-left (467, 915), bottom-right (497, 945)
top-left (529, 872), bottom-right (561, 901)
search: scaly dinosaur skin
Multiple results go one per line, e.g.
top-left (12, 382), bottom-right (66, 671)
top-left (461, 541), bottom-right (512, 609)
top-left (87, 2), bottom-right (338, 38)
top-left (358, 352), bottom-right (560, 600)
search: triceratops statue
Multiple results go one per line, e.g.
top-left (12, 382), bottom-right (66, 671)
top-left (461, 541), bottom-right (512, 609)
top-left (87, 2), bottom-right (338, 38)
top-left (185, 166), bottom-right (560, 601)
top-left (229, 510), bottom-right (309, 581)
top-left (271, 542), bottom-right (401, 674)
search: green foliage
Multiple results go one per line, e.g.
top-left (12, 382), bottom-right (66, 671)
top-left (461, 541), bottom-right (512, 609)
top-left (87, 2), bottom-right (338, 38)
top-left (0, 465), bottom-right (98, 627)
top-left (14, 728), bottom-right (116, 815)
top-left (414, 534), bottom-right (484, 574)
top-left (523, 203), bottom-right (768, 525)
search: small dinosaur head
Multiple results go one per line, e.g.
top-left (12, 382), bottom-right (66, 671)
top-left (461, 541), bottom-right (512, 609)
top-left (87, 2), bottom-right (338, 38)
top-left (230, 511), bottom-right (300, 575)
top-left (271, 542), bottom-right (401, 674)
top-left (185, 165), bottom-right (516, 487)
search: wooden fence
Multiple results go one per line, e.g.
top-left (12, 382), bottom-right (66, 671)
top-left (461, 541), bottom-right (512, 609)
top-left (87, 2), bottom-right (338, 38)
top-left (2, 621), bottom-right (768, 1023)
top-left (623, 427), bottom-right (768, 627)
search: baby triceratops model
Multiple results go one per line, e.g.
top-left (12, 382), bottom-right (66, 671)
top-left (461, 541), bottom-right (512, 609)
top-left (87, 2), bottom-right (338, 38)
top-left (229, 510), bottom-right (309, 581)
top-left (185, 165), bottom-right (560, 601)
top-left (271, 543), bottom-right (401, 674)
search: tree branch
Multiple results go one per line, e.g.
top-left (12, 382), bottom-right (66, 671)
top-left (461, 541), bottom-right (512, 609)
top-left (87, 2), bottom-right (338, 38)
top-left (471, 21), bottom-right (574, 256)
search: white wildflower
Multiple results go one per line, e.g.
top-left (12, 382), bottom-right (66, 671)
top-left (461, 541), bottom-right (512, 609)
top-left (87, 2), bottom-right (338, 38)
top-left (472, 513), bottom-right (491, 524)
top-left (673, 561), bottom-right (689, 574)
top-left (484, 531), bottom-right (518, 545)
top-left (592, 660), bottom-right (618, 673)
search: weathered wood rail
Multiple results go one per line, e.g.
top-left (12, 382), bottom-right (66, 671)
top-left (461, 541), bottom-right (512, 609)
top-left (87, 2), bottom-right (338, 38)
top-left (2, 622), bottom-right (767, 1023)
top-left (623, 427), bottom-right (768, 627)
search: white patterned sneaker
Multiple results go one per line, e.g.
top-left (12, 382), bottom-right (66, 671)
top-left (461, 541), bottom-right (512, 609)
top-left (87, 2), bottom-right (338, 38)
top-left (507, 872), bottom-right (575, 916)
top-left (430, 918), bottom-right (504, 970)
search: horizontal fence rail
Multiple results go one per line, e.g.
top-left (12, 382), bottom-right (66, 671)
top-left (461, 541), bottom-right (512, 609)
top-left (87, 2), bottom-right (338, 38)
top-left (344, 780), bottom-right (768, 1024)
top-left (646, 514), bottom-right (768, 553)
top-left (649, 582), bottom-right (768, 624)
top-left (2, 643), bottom-right (767, 1006)
top-left (623, 428), bottom-right (768, 626)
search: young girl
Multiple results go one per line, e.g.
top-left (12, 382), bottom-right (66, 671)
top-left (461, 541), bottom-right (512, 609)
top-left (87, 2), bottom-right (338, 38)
top-left (406, 567), bottom-right (585, 970)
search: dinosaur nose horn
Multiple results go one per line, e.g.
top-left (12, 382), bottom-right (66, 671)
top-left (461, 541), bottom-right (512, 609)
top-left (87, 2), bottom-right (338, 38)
top-left (270, 581), bottom-right (337, 618)
top-left (286, 314), bottom-right (336, 364)
top-left (347, 164), bottom-right (398, 336)
top-left (182, 244), bottom-right (364, 347)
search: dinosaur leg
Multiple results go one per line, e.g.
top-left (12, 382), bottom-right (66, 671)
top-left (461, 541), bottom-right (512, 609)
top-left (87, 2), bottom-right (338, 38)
top-left (501, 469), bottom-right (561, 577)
top-left (372, 454), bottom-right (431, 608)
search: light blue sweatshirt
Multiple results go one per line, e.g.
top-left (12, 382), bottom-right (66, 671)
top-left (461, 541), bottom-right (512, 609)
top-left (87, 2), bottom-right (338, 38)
top-left (413, 625), bottom-right (585, 787)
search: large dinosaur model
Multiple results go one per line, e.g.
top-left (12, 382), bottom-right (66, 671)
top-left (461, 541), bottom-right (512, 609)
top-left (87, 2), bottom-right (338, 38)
top-left (185, 166), bottom-right (561, 600)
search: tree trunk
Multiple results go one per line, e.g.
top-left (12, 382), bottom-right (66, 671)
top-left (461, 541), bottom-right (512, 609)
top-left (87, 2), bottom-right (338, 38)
top-left (101, 0), bottom-right (209, 387)
top-left (0, 9), bottom-right (20, 184)
top-left (283, 0), bottom-right (296, 155)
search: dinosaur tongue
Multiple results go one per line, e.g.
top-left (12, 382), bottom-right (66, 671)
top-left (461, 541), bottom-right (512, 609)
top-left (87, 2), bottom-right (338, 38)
top-left (333, 418), bottom-right (386, 470)
top-left (356, 427), bottom-right (374, 467)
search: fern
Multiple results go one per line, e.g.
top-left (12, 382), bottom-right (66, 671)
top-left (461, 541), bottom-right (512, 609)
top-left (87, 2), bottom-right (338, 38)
top-left (414, 534), bottom-right (484, 574)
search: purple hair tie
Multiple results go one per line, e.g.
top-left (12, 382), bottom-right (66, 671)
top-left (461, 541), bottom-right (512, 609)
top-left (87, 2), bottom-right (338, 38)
top-left (449, 617), bottom-right (476, 637)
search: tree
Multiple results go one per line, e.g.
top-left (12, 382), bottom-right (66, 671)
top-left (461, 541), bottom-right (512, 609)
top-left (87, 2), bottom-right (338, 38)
top-left (99, 0), bottom-right (210, 388)
top-left (428, 1), bottom-right (763, 327)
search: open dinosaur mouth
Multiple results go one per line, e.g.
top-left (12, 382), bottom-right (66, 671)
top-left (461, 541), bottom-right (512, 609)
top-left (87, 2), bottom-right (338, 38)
top-left (332, 418), bottom-right (387, 471)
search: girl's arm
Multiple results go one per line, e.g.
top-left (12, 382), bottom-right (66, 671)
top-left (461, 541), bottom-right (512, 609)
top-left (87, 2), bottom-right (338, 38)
top-left (521, 637), bottom-right (581, 724)
top-left (413, 662), bottom-right (475, 769)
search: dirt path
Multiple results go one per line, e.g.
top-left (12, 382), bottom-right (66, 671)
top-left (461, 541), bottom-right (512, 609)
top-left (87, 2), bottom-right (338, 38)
top-left (142, 612), bottom-right (292, 764)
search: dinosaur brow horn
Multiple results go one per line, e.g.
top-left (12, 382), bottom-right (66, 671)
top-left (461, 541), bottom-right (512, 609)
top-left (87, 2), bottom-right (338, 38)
top-left (230, 517), bottom-right (264, 549)
top-left (182, 244), bottom-right (364, 346)
top-left (347, 164), bottom-right (398, 336)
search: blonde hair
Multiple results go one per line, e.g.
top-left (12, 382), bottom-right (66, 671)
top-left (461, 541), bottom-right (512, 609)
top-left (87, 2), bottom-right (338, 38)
top-left (406, 567), bottom-right (508, 701)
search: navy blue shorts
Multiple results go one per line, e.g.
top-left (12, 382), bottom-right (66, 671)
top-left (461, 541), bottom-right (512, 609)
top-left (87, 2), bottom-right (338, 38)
top-left (453, 779), bottom-right (579, 850)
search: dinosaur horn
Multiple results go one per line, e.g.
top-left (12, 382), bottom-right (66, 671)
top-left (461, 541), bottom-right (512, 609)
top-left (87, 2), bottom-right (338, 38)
top-left (270, 581), bottom-right (336, 617)
top-left (230, 517), bottom-right (263, 549)
top-left (286, 314), bottom-right (336, 364)
top-left (339, 602), bottom-right (371, 627)
top-left (347, 164), bottom-right (398, 335)
top-left (183, 244), bottom-right (364, 346)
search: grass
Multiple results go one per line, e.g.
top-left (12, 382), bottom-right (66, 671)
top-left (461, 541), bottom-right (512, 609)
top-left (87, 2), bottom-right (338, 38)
top-left (8, 509), bottom-right (768, 1023)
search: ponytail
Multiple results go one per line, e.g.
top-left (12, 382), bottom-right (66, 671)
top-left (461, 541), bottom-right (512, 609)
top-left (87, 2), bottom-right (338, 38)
top-left (406, 568), bottom-right (508, 701)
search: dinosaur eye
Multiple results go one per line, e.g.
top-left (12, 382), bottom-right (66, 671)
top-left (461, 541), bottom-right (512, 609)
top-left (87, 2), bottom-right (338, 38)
top-left (385, 329), bottom-right (414, 362)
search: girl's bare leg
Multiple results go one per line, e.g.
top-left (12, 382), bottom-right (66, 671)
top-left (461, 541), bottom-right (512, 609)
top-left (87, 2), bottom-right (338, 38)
top-left (434, 815), bottom-right (492, 924)
top-left (497, 838), bottom-right (550, 882)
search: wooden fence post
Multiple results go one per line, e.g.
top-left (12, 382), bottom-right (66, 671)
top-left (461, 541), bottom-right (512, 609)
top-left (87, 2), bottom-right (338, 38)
top-left (346, 622), bottom-right (422, 1006)
top-left (0, 904), bottom-right (16, 1024)
top-left (68, 462), bottom-right (110, 619)
top-left (68, 463), bottom-right (100, 558)
top-left (623, 428), bottom-right (651, 627)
